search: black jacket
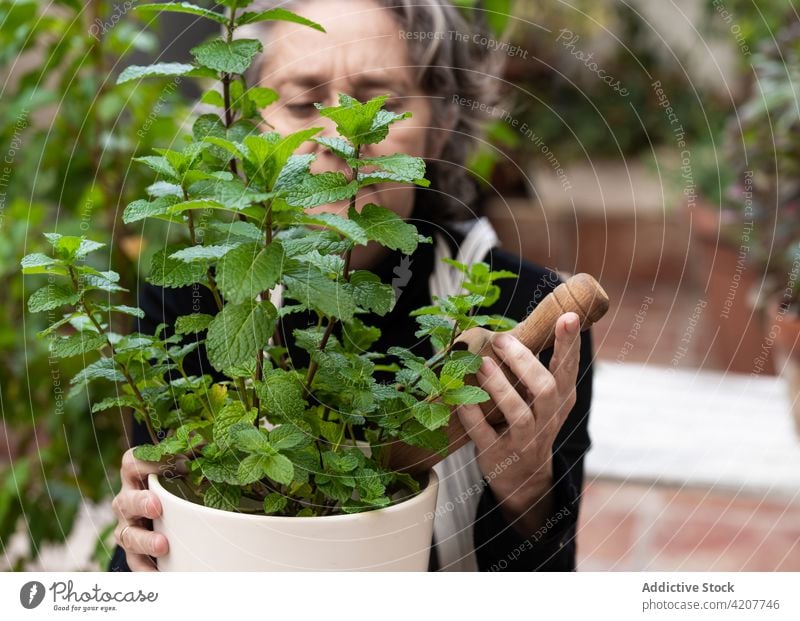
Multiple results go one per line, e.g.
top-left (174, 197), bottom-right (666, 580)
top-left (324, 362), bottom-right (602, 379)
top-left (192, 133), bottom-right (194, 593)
top-left (108, 209), bottom-right (593, 572)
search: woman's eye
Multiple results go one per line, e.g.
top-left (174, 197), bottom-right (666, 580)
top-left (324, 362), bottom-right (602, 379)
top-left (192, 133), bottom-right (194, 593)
top-left (285, 102), bottom-right (317, 117)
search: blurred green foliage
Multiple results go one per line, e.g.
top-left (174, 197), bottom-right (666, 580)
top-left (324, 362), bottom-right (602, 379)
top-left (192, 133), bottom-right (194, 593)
top-left (0, 0), bottom-right (184, 569)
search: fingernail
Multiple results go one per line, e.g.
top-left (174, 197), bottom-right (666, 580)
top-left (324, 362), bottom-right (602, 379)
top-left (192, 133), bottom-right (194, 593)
top-left (143, 498), bottom-right (154, 517)
top-left (479, 357), bottom-right (492, 374)
top-left (566, 314), bottom-right (579, 333)
top-left (493, 333), bottom-right (511, 349)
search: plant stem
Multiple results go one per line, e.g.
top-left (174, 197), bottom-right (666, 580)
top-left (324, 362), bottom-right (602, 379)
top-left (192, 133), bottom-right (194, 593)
top-left (67, 267), bottom-right (159, 445)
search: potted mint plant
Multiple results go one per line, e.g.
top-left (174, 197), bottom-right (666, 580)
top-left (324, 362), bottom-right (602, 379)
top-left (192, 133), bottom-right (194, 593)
top-left (21, 1), bottom-right (518, 570)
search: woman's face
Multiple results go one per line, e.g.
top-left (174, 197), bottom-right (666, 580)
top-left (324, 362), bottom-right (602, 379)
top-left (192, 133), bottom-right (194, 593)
top-left (258, 0), bottom-right (437, 268)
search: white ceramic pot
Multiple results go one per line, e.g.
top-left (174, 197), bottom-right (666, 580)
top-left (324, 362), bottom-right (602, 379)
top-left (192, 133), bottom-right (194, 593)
top-left (147, 470), bottom-right (438, 571)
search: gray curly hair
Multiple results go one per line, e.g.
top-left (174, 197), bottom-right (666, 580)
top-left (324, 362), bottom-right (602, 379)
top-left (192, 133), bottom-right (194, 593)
top-left (234, 0), bottom-right (504, 224)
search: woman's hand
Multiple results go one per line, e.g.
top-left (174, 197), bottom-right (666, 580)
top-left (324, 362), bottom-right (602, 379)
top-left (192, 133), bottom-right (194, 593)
top-left (456, 311), bottom-right (582, 536)
top-left (111, 448), bottom-right (177, 571)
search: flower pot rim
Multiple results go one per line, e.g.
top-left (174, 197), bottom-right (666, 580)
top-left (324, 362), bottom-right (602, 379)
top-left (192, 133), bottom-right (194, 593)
top-left (148, 468), bottom-right (439, 523)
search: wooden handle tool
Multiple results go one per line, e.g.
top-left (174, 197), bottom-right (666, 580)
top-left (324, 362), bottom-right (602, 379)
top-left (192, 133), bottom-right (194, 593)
top-left (388, 272), bottom-right (609, 474)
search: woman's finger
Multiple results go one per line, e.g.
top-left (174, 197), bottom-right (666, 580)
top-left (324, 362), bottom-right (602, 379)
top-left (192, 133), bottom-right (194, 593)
top-left (111, 489), bottom-right (161, 522)
top-left (120, 448), bottom-right (163, 489)
top-left (475, 356), bottom-right (534, 437)
top-left (548, 313), bottom-right (581, 411)
top-left (114, 522), bottom-right (169, 558)
top-left (125, 552), bottom-right (159, 572)
top-left (456, 402), bottom-right (498, 452)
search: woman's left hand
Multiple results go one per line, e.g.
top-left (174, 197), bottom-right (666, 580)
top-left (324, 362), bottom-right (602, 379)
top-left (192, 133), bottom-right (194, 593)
top-left (456, 311), bottom-right (582, 536)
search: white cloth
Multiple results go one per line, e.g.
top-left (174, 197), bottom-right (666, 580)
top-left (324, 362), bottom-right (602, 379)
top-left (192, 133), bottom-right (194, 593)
top-left (429, 217), bottom-right (499, 571)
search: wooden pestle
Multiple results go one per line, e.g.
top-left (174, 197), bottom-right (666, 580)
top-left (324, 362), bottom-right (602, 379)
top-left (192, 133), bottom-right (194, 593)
top-left (388, 272), bottom-right (609, 475)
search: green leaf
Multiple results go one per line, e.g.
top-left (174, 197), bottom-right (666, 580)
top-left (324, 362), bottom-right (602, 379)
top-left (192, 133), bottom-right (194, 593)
top-left (91, 395), bottom-right (140, 413)
top-left (283, 262), bottom-right (355, 321)
top-left (135, 2), bottom-right (228, 25)
top-left (122, 197), bottom-right (182, 224)
top-left (347, 271), bottom-right (395, 315)
top-left (237, 454), bottom-right (269, 485)
top-left (256, 369), bottom-right (306, 420)
top-left (236, 7), bottom-right (325, 31)
top-left (246, 86), bottom-right (278, 108)
top-left (205, 299), bottom-right (277, 372)
top-left (147, 246), bottom-right (209, 288)
top-left (412, 401), bottom-right (452, 431)
top-left (203, 483), bottom-right (241, 511)
top-left (213, 402), bottom-right (257, 448)
top-left (175, 313), bottom-right (214, 335)
top-left (316, 94), bottom-right (411, 146)
top-left (350, 203), bottom-right (419, 254)
top-left (20, 252), bottom-right (60, 274)
top-left (297, 212), bottom-right (367, 244)
top-left (116, 62), bottom-right (195, 85)
top-left (48, 332), bottom-right (107, 358)
top-left (262, 492), bottom-right (287, 514)
top-left (269, 425), bottom-right (309, 450)
top-left (283, 171), bottom-right (357, 208)
top-left (442, 385), bottom-right (490, 405)
top-left (132, 444), bottom-right (165, 462)
top-left (234, 426), bottom-right (273, 453)
top-left (170, 243), bottom-right (239, 263)
top-left (190, 38), bottom-right (263, 74)
top-left (314, 136), bottom-right (355, 159)
top-left (217, 241), bottom-right (284, 304)
top-left (70, 358), bottom-right (126, 386)
top-left (27, 284), bottom-right (80, 312)
top-left (243, 128), bottom-right (321, 188)
top-left (263, 453), bottom-right (294, 485)
top-left (134, 155), bottom-right (178, 180)
top-left (356, 153), bottom-right (429, 186)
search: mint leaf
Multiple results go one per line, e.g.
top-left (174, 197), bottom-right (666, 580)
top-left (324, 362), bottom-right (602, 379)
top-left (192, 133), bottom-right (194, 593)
top-left (316, 94), bottom-right (410, 146)
top-left (356, 153), bottom-right (428, 186)
top-left (203, 483), bottom-right (241, 511)
top-left (350, 203), bottom-right (419, 254)
top-left (256, 369), bottom-right (306, 420)
top-left (147, 246), bottom-right (209, 288)
top-left (135, 2), bottom-right (228, 25)
top-left (236, 7), bottom-right (325, 31)
top-left (205, 299), bottom-right (277, 372)
top-left (190, 38), bottom-right (263, 74)
top-left (217, 241), bottom-right (284, 304)
top-left (412, 401), bottom-right (452, 431)
top-left (442, 385), bottom-right (490, 406)
top-left (27, 284), bottom-right (80, 313)
top-left (262, 492), bottom-right (288, 514)
top-left (284, 171), bottom-right (358, 208)
top-left (175, 313), bottom-right (214, 335)
top-left (49, 332), bottom-right (107, 358)
top-left (170, 243), bottom-right (239, 263)
top-left (263, 454), bottom-right (294, 485)
top-left (116, 62), bottom-right (195, 85)
top-left (283, 262), bottom-right (355, 321)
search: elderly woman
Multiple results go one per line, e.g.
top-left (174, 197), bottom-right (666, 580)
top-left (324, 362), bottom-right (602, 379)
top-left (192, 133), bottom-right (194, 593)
top-left (109, 0), bottom-right (593, 572)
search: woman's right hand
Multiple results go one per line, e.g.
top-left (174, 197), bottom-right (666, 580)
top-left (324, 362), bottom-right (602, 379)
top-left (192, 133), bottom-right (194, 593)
top-left (111, 448), bottom-right (177, 571)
